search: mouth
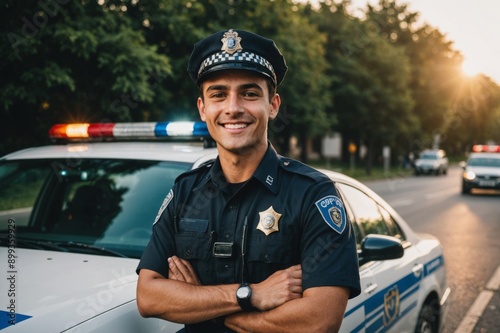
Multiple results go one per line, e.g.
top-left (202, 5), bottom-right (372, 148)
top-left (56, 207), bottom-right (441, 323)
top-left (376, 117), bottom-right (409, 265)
top-left (222, 123), bottom-right (248, 130)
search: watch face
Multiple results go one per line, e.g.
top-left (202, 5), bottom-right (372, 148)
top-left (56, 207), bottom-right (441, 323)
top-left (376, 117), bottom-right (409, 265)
top-left (237, 286), bottom-right (250, 298)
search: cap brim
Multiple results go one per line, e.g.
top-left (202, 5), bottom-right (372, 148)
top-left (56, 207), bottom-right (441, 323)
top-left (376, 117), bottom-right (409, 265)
top-left (197, 62), bottom-right (275, 85)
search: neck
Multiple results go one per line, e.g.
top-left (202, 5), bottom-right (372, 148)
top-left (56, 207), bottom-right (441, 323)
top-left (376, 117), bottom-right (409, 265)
top-left (218, 143), bottom-right (267, 183)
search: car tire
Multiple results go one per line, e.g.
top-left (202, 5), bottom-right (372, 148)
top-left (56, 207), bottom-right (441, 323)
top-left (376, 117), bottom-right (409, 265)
top-left (462, 182), bottom-right (471, 194)
top-left (415, 302), bottom-right (438, 333)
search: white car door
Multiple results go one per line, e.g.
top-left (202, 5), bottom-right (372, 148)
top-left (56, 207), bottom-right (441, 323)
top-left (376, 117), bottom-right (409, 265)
top-left (337, 183), bottom-right (421, 332)
top-left (341, 264), bottom-right (376, 333)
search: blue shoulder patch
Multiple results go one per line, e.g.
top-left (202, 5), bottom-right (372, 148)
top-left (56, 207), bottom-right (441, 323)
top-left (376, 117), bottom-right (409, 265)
top-left (315, 195), bottom-right (346, 234)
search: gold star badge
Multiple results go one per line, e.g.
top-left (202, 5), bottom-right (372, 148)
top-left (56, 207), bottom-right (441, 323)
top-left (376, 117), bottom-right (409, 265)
top-left (221, 29), bottom-right (242, 54)
top-left (257, 206), bottom-right (282, 236)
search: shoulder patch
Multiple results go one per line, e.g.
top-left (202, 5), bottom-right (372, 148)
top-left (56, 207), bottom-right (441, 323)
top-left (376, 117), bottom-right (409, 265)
top-left (315, 195), bottom-right (346, 234)
top-left (154, 189), bottom-right (173, 225)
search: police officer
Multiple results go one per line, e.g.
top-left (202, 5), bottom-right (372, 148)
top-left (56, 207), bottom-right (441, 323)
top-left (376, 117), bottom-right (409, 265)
top-left (136, 29), bottom-right (360, 333)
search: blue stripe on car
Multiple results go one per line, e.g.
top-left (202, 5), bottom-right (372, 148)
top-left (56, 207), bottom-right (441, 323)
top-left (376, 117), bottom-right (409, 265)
top-left (343, 255), bottom-right (444, 332)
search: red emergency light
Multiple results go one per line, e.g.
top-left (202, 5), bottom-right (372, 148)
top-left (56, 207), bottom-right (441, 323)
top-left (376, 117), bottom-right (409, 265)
top-left (471, 145), bottom-right (500, 153)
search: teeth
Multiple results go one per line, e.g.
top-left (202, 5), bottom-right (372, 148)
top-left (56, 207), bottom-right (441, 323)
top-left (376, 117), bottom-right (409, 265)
top-left (224, 124), bottom-right (247, 129)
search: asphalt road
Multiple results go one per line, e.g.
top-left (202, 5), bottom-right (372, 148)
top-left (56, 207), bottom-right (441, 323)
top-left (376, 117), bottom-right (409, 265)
top-left (362, 166), bottom-right (500, 333)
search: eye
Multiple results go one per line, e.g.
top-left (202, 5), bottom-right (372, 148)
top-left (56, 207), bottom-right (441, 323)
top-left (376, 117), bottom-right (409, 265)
top-left (242, 91), bottom-right (260, 98)
top-left (209, 92), bottom-right (226, 99)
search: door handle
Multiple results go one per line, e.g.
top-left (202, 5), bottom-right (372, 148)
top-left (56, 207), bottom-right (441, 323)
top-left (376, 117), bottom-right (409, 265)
top-left (364, 282), bottom-right (378, 294)
top-left (413, 263), bottom-right (424, 278)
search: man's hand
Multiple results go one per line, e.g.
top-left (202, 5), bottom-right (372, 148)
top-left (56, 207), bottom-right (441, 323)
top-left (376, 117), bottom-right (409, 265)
top-left (251, 264), bottom-right (302, 311)
top-left (168, 256), bottom-right (201, 285)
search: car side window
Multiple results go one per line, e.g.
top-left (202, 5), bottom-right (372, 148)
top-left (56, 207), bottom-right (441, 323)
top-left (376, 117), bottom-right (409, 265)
top-left (337, 183), bottom-right (405, 241)
top-left (337, 189), bottom-right (363, 249)
top-left (378, 204), bottom-right (405, 241)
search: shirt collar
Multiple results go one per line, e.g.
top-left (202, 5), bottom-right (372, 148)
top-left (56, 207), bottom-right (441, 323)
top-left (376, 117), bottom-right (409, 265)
top-left (252, 143), bottom-right (279, 194)
top-left (199, 143), bottom-right (280, 194)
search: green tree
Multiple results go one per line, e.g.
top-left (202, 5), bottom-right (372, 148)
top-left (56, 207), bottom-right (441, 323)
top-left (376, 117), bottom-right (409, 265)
top-left (1, 0), bottom-right (171, 155)
top-left (444, 74), bottom-right (500, 151)
top-left (310, 1), bottom-right (417, 173)
top-left (365, 0), bottom-right (464, 153)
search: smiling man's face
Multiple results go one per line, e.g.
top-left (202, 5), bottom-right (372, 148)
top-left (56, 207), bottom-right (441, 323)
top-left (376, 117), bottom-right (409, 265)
top-left (197, 70), bottom-right (281, 156)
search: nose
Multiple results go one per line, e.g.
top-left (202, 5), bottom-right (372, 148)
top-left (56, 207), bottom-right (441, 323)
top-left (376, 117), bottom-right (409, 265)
top-left (226, 93), bottom-right (244, 115)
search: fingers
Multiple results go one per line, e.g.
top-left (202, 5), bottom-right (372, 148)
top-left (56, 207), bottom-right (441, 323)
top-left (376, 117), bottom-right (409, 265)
top-left (168, 256), bottom-right (201, 285)
top-left (252, 265), bottom-right (303, 311)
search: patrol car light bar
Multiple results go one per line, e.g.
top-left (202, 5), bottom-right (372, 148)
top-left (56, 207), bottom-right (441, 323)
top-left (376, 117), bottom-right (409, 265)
top-left (472, 145), bottom-right (500, 153)
top-left (49, 122), bottom-right (210, 140)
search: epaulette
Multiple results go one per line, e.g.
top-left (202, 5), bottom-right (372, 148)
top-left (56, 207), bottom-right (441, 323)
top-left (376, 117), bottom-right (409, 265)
top-left (175, 158), bottom-right (214, 182)
top-left (278, 156), bottom-right (331, 184)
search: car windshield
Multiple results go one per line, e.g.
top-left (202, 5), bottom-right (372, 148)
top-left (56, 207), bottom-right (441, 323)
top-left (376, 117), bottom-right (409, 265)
top-left (0, 158), bottom-right (191, 258)
top-left (419, 153), bottom-right (438, 159)
top-left (468, 157), bottom-right (500, 167)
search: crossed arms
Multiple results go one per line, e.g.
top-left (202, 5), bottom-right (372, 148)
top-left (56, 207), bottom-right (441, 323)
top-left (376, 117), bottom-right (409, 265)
top-left (137, 256), bottom-right (349, 333)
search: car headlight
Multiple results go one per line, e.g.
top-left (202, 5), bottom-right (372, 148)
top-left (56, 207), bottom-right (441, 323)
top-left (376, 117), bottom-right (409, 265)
top-left (463, 171), bottom-right (476, 180)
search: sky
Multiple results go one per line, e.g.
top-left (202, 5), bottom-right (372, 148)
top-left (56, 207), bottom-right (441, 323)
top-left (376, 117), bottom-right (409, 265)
top-left (349, 0), bottom-right (500, 84)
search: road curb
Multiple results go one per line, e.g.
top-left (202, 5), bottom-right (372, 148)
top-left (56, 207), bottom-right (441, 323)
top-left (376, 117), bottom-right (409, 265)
top-left (454, 265), bottom-right (500, 333)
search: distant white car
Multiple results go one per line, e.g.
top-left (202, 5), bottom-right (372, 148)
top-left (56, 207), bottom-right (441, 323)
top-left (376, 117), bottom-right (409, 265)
top-left (0, 122), bottom-right (450, 333)
top-left (460, 145), bottom-right (500, 194)
top-left (414, 149), bottom-right (449, 176)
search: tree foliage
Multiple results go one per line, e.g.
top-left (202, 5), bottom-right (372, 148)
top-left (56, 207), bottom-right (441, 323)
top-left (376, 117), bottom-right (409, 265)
top-left (1, 0), bottom-right (499, 169)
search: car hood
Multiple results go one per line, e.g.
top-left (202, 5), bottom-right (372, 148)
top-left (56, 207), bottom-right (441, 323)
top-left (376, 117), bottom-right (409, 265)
top-left (467, 166), bottom-right (500, 176)
top-left (1, 248), bottom-right (139, 332)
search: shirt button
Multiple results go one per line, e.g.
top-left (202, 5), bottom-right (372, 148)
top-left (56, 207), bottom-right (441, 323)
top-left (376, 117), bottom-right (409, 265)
top-left (264, 254), bottom-right (271, 262)
top-left (224, 264), bottom-right (230, 271)
top-left (225, 233), bottom-right (231, 239)
top-left (185, 249), bottom-right (192, 257)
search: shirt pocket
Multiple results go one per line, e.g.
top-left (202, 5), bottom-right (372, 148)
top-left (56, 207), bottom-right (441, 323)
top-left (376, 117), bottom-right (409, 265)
top-left (175, 218), bottom-right (211, 261)
top-left (247, 234), bottom-right (294, 264)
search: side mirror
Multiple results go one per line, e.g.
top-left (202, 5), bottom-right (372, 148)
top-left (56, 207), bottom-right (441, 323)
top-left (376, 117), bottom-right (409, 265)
top-left (359, 234), bottom-right (404, 265)
top-left (459, 161), bottom-right (467, 169)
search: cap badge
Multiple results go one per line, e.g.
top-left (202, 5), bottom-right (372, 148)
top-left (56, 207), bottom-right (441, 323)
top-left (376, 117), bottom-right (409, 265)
top-left (221, 29), bottom-right (242, 55)
top-left (257, 206), bottom-right (282, 236)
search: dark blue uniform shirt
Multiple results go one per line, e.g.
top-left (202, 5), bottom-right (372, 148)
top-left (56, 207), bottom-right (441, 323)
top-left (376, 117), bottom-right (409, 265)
top-left (137, 144), bottom-right (361, 332)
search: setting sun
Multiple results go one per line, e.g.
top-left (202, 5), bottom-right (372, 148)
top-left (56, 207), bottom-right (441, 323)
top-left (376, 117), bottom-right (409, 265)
top-left (461, 58), bottom-right (482, 77)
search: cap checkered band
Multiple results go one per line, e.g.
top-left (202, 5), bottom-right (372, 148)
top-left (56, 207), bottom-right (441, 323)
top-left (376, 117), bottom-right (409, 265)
top-left (198, 51), bottom-right (275, 79)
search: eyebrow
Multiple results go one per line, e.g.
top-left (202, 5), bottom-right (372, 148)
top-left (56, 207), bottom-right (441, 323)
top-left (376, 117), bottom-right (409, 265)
top-left (205, 82), bottom-right (264, 93)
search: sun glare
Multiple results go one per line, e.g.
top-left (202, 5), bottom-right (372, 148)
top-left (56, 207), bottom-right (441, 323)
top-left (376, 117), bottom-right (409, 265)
top-left (461, 58), bottom-right (482, 77)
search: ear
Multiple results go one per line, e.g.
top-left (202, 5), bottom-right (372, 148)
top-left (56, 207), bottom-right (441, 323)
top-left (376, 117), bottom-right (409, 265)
top-left (268, 93), bottom-right (281, 121)
top-left (197, 97), bottom-right (206, 121)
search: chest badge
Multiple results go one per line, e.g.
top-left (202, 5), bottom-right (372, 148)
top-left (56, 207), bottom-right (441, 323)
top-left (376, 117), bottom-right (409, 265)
top-left (257, 206), bottom-right (282, 236)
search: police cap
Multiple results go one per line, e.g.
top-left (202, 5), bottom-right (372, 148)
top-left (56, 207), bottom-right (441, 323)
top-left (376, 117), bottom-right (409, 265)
top-left (187, 29), bottom-right (287, 86)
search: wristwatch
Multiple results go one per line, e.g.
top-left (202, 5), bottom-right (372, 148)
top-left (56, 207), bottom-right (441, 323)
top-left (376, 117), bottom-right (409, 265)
top-left (236, 283), bottom-right (253, 311)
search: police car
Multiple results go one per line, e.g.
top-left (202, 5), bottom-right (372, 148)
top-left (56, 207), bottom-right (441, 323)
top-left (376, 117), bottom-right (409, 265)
top-left (0, 122), bottom-right (450, 332)
top-left (460, 145), bottom-right (500, 194)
